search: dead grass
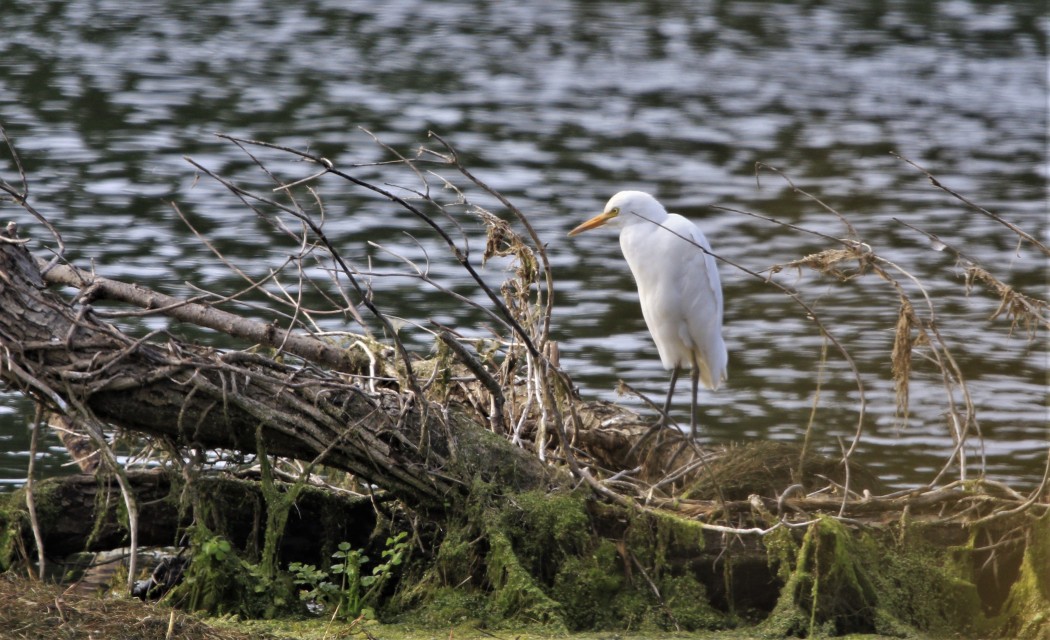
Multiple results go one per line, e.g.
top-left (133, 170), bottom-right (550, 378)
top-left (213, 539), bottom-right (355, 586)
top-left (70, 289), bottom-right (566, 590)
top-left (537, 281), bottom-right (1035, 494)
top-left (0, 573), bottom-right (276, 640)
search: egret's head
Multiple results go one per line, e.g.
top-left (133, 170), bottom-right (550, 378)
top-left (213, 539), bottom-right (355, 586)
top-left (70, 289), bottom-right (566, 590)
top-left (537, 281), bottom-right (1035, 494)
top-left (567, 191), bottom-right (663, 237)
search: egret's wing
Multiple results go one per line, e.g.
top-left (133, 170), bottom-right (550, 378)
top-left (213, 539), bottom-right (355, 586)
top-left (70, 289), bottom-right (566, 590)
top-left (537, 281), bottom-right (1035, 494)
top-left (666, 214), bottom-right (727, 388)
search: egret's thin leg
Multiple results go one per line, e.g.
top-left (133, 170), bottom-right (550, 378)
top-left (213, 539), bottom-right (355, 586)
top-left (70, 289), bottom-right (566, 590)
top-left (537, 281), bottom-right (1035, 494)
top-left (689, 363), bottom-right (700, 439)
top-left (659, 365), bottom-right (681, 425)
top-left (627, 365), bottom-right (683, 461)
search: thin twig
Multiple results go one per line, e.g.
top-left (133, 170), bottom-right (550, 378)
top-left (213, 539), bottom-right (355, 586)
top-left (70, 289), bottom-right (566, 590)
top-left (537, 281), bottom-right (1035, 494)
top-left (25, 406), bottom-right (46, 580)
top-left (892, 152), bottom-right (1050, 256)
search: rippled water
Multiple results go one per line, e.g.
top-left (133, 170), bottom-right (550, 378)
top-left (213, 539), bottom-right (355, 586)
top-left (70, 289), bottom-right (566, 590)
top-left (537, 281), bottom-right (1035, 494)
top-left (0, 0), bottom-right (1046, 490)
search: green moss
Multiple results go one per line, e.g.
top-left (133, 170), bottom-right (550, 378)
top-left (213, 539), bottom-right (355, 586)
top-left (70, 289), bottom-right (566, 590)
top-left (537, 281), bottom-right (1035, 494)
top-left (658, 571), bottom-right (725, 630)
top-left (29, 479), bottom-right (65, 539)
top-left (10, 464), bottom-right (1044, 636)
top-left (549, 535), bottom-right (725, 632)
top-left (503, 490), bottom-right (720, 631)
top-left (446, 410), bottom-right (553, 494)
top-left (0, 492), bottom-right (28, 571)
top-left (763, 515), bottom-right (998, 637)
top-left (551, 540), bottom-right (624, 629)
top-left (390, 485), bottom-right (726, 632)
top-left (398, 587), bottom-right (486, 627)
top-left (764, 516), bottom-right (871, 637)
top-left (765, 524), bottom-right (799, 585)
top-left (484, 528), bottom-right (566, 627)
top-left (870, 535), bottom-right (988, 637)
top-left (388, 491), bottom-right (567, 628)
top-left (622, 504), bottom-right (706, 570)
top-left (994, 510), bottom-right (1050, 640)
top-left (502, 489), bottom-right (589, 583)
top-left (0, 479), bottom-right (73, 572)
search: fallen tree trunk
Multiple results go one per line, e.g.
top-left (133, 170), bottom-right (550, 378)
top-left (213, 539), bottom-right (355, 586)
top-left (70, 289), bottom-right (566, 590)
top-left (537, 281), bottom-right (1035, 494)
top-left (7, 471), bottom-right (377, 565)
top-left (0, 223), bottom-right (555, 510)
top-left (5, 223), bottom-right (755, 500)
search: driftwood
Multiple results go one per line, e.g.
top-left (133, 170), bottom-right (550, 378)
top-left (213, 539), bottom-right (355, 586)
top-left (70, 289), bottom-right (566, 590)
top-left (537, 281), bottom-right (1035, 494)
top-left (0, 226), bottom-right (554, 509)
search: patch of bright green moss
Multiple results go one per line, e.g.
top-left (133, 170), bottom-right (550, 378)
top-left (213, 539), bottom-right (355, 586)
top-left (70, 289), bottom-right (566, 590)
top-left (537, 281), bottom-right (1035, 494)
top-left (485, 527), bottom-right (566, 627)
top-left (391, 486), bottom-right (727, 632)
top-left (502, 489), bottom-right (589, 583)
top-left (622, 503), bottom-right (706, 569)
top-left (763, 515), bottom-right (997, 637)
top-left (657, 571), bottom-right (726, 631)
top-left (0, 490), bottom-right (29, 571)
top-left (994, 509), bottom-right (1050, 640)
top-left (551, 539), bottom-right (623, 629)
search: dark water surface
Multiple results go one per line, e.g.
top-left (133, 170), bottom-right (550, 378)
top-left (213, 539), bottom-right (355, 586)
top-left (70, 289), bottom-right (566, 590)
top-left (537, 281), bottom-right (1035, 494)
top-left (0, 0), bottom-right (1046, 490)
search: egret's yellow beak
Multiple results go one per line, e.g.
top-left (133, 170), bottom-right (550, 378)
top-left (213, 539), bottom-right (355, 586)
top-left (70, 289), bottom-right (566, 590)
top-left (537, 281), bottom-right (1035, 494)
top-left (567, 211), bottom-right (616, 237)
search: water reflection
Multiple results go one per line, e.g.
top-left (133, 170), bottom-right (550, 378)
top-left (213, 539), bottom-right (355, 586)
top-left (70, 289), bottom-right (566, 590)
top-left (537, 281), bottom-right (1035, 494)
top-left (0, 0), bottom-right (1045, 490)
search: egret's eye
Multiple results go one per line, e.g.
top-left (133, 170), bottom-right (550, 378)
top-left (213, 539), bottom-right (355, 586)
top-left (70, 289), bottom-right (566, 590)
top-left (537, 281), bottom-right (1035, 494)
top-left (610, 207), bottom-right (620, 216)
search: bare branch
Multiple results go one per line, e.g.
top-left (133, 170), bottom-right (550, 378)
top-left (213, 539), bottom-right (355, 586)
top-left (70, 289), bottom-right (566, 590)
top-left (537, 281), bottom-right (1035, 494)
top-left (892, 152), bottom-right (1050, 256)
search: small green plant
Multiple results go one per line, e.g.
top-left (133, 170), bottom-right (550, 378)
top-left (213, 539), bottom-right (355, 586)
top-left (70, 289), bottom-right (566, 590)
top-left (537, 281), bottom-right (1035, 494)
top-left (178, 528), bottom-right (241, 614)
top-left (290, 531), bottom-right (409, 619)
top-left (375, 531), bottom-right (409, 577)
top-left (243, 560), bottom-right (295, 617)
top-left (201, 536), bottom-right (232, 562)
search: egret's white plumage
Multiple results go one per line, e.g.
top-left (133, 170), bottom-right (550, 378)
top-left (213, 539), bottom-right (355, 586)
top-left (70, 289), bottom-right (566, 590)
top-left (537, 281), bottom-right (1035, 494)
top-left (568, 190), bottom-right (726, 436)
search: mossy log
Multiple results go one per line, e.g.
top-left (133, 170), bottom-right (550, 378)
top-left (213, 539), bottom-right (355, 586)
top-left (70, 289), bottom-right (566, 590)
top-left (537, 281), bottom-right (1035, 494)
top-left (0, 471), bottom-right (376, 568)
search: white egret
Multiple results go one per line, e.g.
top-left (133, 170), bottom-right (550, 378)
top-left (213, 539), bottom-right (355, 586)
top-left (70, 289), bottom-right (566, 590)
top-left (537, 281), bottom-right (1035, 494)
top-left (568, 190), bottom-right (727, 437)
